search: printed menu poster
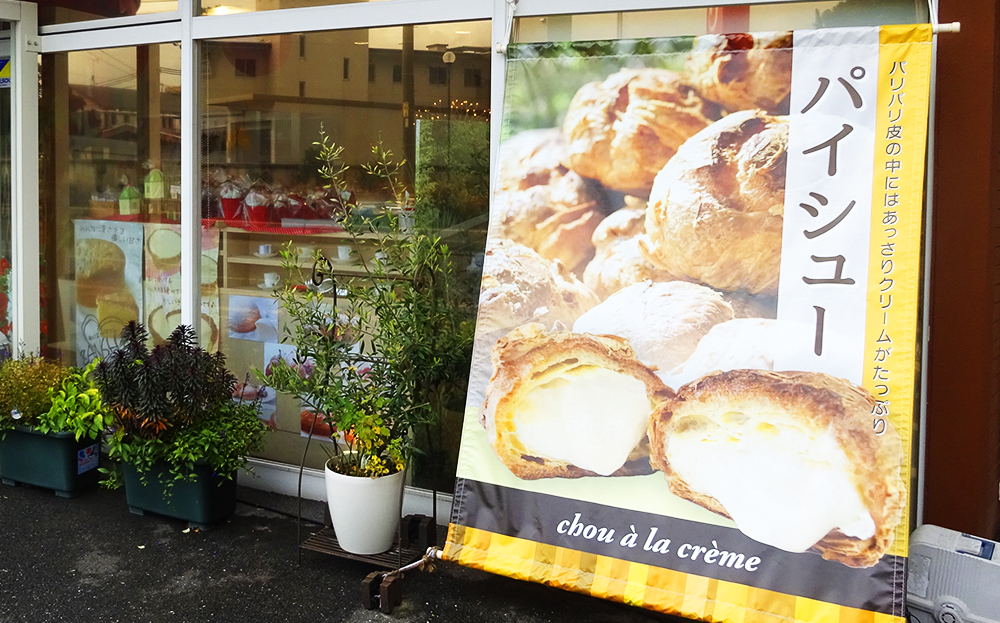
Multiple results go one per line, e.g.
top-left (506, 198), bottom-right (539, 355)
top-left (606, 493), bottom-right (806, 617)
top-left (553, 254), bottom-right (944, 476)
top-left (445, 26), bottom-right (933, 623)
top-left (75, 220), bottom-right (145, 365)
top-left (142, 224), bottom-right (221, 352)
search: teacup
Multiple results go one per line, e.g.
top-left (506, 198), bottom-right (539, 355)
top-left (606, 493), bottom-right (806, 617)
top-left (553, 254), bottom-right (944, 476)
top-left (258, 243), bottom-right (271, 256)
top-left (263, 272), bottom-right (281, 287)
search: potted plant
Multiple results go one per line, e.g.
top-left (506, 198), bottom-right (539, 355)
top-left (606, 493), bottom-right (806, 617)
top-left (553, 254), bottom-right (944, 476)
top-left (0, 355), bottom-right (105, 498)
top-left (95, 322), bottom-right (269, 528)
top-left (261, 133), bottom-right (474, 555)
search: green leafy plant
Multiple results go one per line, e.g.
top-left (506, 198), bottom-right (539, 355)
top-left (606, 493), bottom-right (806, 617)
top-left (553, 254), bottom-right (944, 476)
top-left (0, 355), bottom-right (69, 434)
top-left (261, 137), bottom-right (474, 480)
top-left (95, 322), bottom-right (269, 493)
top-left (362, 137), bottom-right (407, 206)
top-left (314, 127), bottom-right (350, 200)
top-left (34, 360), bottom-right (109, 441)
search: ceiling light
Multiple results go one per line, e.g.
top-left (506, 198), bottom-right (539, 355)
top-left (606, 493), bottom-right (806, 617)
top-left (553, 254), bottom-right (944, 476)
top-left (205, 5), bottom-right (249, 15)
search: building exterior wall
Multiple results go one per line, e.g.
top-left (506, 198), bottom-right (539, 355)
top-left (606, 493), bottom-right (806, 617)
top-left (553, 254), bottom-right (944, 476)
top-left (925, 0), bottom-right (1000, 538)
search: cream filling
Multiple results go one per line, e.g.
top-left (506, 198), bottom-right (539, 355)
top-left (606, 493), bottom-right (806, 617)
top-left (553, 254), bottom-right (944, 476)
top-left (513, 366), bottom-right (652, 476)
top-left (667, 412), bottom-right (875, 552)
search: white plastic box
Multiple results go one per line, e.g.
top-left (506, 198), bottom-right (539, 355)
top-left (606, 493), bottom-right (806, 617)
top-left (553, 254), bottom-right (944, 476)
top-left (908, 525), bottom-right (1000, 623)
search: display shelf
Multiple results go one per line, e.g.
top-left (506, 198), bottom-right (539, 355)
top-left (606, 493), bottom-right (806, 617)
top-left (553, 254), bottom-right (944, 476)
top-left (220, 286), bottom-right (286, 297)
top-left (227, 255), bottom-right (367, 271)
top-left (227, 255), bottom-right (292, 267)
top-left (215, 224), bottom-right (405, 242)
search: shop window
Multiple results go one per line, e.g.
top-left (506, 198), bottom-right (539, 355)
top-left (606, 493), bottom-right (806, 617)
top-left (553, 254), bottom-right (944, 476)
top-left (199, 23), bottom-right (490, 489)
top-left (429, 66), bottom-right (448, 86)
top-left (39, 44), bottom-right (188, 367)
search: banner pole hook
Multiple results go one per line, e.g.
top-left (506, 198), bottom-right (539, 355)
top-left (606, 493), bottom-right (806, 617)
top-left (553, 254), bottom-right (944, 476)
top-left (496, 0), bottom-right (518, 55)
top-left (926, 0), bottom-right (961, 33)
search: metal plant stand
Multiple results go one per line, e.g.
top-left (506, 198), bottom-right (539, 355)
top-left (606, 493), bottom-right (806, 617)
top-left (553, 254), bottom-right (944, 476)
top-left (294, 416), bottom-right (430, 569)
top-left (289, 255), bottom-right (442, 612)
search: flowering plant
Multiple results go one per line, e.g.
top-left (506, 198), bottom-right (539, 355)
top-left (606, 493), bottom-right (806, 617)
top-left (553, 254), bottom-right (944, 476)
top-left (262, 258), bottom-right (411, 479)
top-left (260, 134), bottom-right (473, 479)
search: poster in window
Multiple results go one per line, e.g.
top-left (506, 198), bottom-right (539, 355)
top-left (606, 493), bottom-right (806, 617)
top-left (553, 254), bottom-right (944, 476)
top-left (142, 223), bottom-right (221, 352)
top-left (75, 220), bottom-right (145, 365)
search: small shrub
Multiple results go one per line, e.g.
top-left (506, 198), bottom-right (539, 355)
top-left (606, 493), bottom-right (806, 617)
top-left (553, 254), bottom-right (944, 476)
top-left (0, 356), bottom-right (69, 432)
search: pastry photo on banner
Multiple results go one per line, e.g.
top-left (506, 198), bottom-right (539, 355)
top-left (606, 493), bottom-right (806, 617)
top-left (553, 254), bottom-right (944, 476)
top-left (447, 25), bottom-right (932, 623)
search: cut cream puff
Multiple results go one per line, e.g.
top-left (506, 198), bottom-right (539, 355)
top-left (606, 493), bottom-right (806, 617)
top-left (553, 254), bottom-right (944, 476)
top-left (649, 369), bottom-right (904, 567)
top-left (482, 323), bottom-right (673, 480)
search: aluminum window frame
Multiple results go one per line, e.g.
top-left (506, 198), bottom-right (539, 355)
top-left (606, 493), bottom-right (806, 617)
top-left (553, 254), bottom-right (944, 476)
top-left (0, 1), bottom-right (40, 355)
top-left (31, 0), bottom-right (937, 520)
top-left (38, 9), bottom-right (182, 37)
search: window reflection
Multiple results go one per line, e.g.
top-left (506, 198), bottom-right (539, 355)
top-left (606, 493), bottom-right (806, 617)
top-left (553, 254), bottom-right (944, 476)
top-left (199, 0), bottom-right (376, 17)
top-left (40, 44), bottom-right (187, 366)
top-left (201, 23), bottom-right (490, 487)
top-left (514, 1), bottom-right (924, 42)
top-left (29, 0), bottom-right (177, 27)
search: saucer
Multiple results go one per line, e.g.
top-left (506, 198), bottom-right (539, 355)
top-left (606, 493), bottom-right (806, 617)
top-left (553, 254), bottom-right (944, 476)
top-left (253, 251), bottom-right (278, 259)
top-left (258, 282), bottom-right (280, 290)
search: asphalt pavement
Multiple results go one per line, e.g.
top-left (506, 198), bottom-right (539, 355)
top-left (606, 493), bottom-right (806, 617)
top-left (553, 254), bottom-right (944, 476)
top-left (0, 480), bottom-right (685, 623)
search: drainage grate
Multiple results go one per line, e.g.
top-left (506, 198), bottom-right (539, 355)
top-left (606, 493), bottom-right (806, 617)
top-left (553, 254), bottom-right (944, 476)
top-left (299, 527), bottom-right (424, 567)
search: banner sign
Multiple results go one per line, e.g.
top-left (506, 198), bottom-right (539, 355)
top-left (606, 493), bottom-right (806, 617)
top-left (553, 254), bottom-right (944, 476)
top-left (445, 25), bottom-right (932, 622)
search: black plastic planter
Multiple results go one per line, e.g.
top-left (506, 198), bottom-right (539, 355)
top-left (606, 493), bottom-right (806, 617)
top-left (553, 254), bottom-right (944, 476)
top-left (123, 462), bottom-right (237, 530)
top-left (0, 426), bottom-right (100, 498)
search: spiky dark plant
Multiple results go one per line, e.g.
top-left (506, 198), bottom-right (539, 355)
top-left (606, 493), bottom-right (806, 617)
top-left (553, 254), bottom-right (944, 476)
top-left (96, 322), bottom-right (237, 441)
top-left (95, 321), bottom-right (266, 492)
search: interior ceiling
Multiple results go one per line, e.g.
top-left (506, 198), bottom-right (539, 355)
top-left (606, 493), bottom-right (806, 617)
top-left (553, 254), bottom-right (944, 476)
top-left (367, 20), bottom-right (491, 51)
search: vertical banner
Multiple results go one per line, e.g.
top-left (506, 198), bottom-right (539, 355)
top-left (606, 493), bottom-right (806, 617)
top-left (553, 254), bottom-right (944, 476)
top-left (446, 25), bottom-right (932, 622)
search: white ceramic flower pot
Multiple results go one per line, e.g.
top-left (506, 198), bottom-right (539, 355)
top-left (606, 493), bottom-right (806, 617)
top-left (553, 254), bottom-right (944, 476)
top-left (324, 463), bottom-right (405, 555)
